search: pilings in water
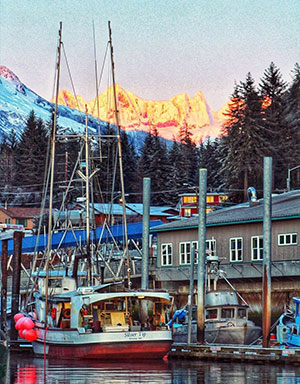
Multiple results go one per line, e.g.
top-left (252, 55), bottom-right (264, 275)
top-left (197, 168), bottom-right (207, 344)
top-left (141, 177), bottom-right (151, 290)
top-left (10, 231), bottom-right (23, 341)
top-left (0, 239), bottom-right (8, 333)
top-left (187, 245), bottom-right (195, 344)
top-left (263, 157), bottom-right (272, 348)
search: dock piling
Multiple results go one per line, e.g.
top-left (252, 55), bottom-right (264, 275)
top-left (197, 168), bottom-right (207, 344)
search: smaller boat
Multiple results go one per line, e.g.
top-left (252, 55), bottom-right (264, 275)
top-left (171, 256), bottom-right (262, 345)
top-left (277, 297), bottom-right (300, 347)
top-left (204, 290), bottom-right (261, 344)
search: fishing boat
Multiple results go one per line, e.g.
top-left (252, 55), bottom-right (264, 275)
top-left (171, 256), bottom-right (261, 345)
top-left (30, 276), bottom-right (172, 359)
top-left (14, 22), bottom-right (172, 360)
top-left (277, 297), bottom-right (300, 347)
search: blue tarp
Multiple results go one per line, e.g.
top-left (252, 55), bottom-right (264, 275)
top-left (0, 220), bottom-right (163, 254)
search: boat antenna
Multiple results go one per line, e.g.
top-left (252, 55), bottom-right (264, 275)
top-left (44, 21), bottom-right (63, 326)
top-left (108, 21), bottom-right (131, 289)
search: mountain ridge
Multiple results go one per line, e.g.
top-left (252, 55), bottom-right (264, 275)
top-left (54, 83), bottom-right (227, 142)
top-left (0, 66), bottom-right (227, 149)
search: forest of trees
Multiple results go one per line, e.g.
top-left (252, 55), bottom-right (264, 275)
top-left (0, 62), bottom-right (299, 208)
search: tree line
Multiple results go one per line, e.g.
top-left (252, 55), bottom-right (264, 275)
top-left (0, 62), bottom-right (299, 208)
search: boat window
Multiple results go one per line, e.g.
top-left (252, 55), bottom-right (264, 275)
top-left (237, 308), bottom-right (247, 319)
top-left (221, 308), bottom-right (234, 319)
top-left (206, 309), bottom-right (218, 319)
top-left (48, 278), bottom-right (62, 288)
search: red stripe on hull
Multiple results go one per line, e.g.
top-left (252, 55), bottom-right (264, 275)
top-left (34, 340), bottom-right (172, 360)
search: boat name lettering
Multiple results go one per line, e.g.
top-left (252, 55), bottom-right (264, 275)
top-left (124, 332), bottom-right (146, 339)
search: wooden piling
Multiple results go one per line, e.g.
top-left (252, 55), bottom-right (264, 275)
top-left (0, 239), bottom-right (8, 333)
top-left (10, 231), bottom-right (23, 341)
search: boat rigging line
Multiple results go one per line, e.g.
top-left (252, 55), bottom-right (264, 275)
top-left (108, 20), bottom-right (131, 289)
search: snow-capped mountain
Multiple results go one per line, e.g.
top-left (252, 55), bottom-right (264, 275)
top-left (0, 66), bottom-right (154, 152)
top-left (55, 85), bottom-right (227, 143)
top-left (0, 66), bottom-right (227, 151)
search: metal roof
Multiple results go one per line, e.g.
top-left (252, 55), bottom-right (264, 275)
top-left (0, 220), bottom-right (164, 254)
top-left (152, 190), bottom-right (300, 233)
top-left (93, 203), bottom-right (175, 217)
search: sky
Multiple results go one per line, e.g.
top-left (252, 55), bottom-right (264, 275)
top-left (0, 0), bottom-right (299, 110)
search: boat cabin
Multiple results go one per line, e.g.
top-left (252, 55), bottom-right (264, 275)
top-left (205, 291), bottom-right (248, 323)
top-left (33, 276), bottom-right (171, 334)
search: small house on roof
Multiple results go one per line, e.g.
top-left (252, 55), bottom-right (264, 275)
top-left (0, 207), bottom-right (44, 230)
top-left (75, 203), bottom-right (178, 225)
top-left (178, 192), bottom-right (228, 217)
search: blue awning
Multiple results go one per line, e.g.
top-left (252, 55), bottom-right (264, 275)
top-left (0, 220), bottom-right (163, 254)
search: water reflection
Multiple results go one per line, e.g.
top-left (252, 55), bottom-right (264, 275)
top-left (9, 353), bottom-right (300, 384)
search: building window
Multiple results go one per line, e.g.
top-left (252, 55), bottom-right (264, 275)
top-left (251, 236), bottom-right (263, 261)
top-left (230, 237), bottom-right (243, 262)
top-left (278, 233), bottom-right (297, 246)
top-left (206, 239), bottom-right (216, 256)
top-left (184, 208), bottom-right (191, 217)
top-left (191, 239), bottom-right (216, 263)
top-left (179, 242), bottom-right (191, 264)
top-left (16, 218), bottom-right (28, 226)
top-left (161, 243), bottom-right (173, 266)
top-left (183, 196), bottom-right (197, 204)
top-left (207, 196), bottom-right (214, 203)
top-left (4, 218), bottom-right (11, 224)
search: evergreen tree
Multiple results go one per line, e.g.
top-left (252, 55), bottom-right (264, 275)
top-left (15, 111), bottom-right (48, 205)
top-left (220, 74), bottom-right (270, 202)
top-left (94, 123), bottom-right (118, 202)
top-left (259, 62), bottom-right (287, 189)
top-left (165, 139), bottom-right (186, 205)
top-left (282, 63), bottom-right (300, 189)
top-left (198, 138), bottom-right (223, 191)
top-left (138, 127), bottom-right (170, 205)
top-left (120, 130), bottom-right (138, 202)
top-left (178, 121), bottom-right (199, 186)
top-left (219, 85), bottom-right (245, 201)
top-left (0, 129), bottom-right (18, 205)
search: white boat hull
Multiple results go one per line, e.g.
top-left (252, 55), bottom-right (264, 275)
top-left (33, 324), bottom-right (172, 360)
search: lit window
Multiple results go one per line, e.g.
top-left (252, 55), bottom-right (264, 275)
top-left (184, 208), bottom-right (191, 217)
top-left (207, 196), bottom-right (214, 203)
top-left (251, 236), bottom-right (263, 261)
top-left (161, 243), bottom-right (173, 266)
top-left (230, 237), bottom-right (243, 262)
top-left (183, 196), bottom-right (197, 204)
top-left (278, 233), bottom-right (297, 246)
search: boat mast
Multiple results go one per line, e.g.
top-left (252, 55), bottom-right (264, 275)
top-left (44, 22), bottom-right (63, 325)
top-left (108, 21), bottom-right (131, 288)
top-left (84, 105), bottom-right (92, 285)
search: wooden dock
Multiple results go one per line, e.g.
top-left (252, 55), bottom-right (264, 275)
top-left (169, 343), bottom-right (300, 364)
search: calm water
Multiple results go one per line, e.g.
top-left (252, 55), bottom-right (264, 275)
top-left (8, 352), bottom-right (300, 384)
